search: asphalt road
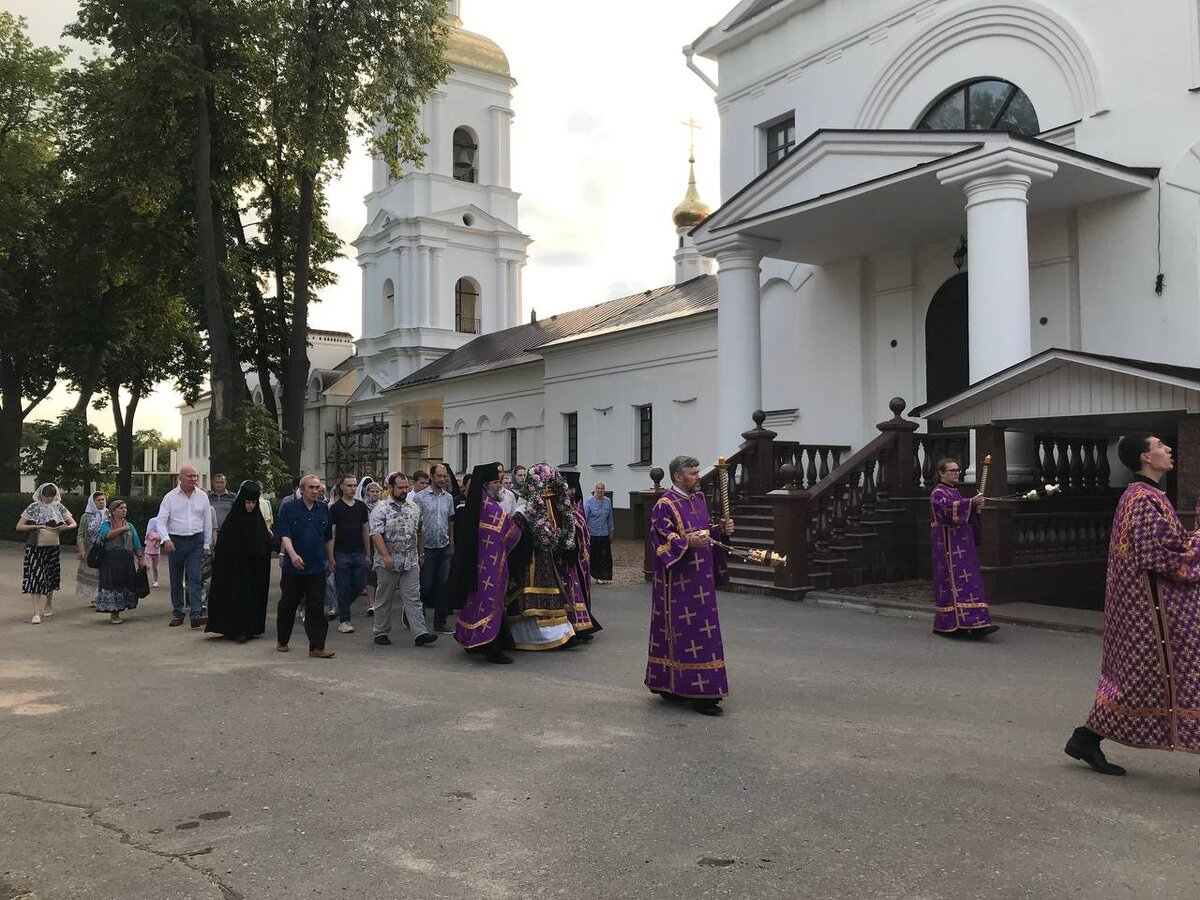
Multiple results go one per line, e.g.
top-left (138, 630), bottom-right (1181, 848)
top-left (2, 551), bottom-right (1199, 900)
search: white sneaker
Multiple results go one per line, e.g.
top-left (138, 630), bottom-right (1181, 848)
top-left (152, 581), bottom-right (159, 588)
top-left (31, 615), bottom-right (41, 625)
top-left (337, 621), bottom-right (354, 634)
top-left (43, 607), bottom-right (54, 617)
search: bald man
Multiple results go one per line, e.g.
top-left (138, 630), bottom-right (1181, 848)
top-left (156, 465), bottom-right (214, 628)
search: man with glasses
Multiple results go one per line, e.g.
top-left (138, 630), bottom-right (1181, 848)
top-left (929, 458), bottom-right (997, 638)
top-left (155, 465), bottom-right (213, 628)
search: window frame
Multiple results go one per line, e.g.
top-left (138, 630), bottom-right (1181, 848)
top-left (764, 114), bottom-right (796, 171)
top-left (915, 78), bottom-right (1039, 136)
top-left (564, 413), bottom-right (578, 467)
top-left (459, 433), bottom-right (469, 476)
top-left (508, 427), bottom-right (518, 471)
top-left (635, 404), bottom-right (653, 466)
top-left (454, 278), bottom-right (480, 334)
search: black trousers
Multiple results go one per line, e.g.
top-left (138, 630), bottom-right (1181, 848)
top-left (278, 572), bottom-right (329, 650)
top-left (589, 536), bottom-right (613, 581)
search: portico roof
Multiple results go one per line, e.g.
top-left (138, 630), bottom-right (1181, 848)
top-left (693, 130), bottom-right (1157, 265)
top-left (911, 349), bottom-right (1200, 433)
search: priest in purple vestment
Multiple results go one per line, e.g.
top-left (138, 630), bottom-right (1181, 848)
top-left (929, 458), bottom-right (998, 638)
top-left (1066, 432), bottom-right (1200, 777)
top-left (450, 463), bottom-right (523, 665)
top-left (646, 454), bottom-right (732, 716)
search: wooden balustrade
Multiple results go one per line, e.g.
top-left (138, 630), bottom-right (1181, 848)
top-left (1013, 510), bottom-right (1111, 560)
top-left (773, 442), bottom-right (851, 489)
top-left (1033, 436), bottom-right (1112, 493)
top-left (913, 432), bottom-right (970, 490)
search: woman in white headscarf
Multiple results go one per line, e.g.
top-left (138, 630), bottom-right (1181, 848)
top-left (357, 476), bottom-right (381, 614)
top-left (75, 491), bottom-right (108, 606)
top-left (16, 483), bottom-right (76, 624)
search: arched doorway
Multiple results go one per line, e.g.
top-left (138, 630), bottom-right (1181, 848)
top-left (924, 273), bottom-right (969, 414)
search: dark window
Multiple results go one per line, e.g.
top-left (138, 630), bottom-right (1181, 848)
top-left (917, 79), bottom-right (1039, 136)
top-left (508, 427), bottom-right (518, 470)
top-left (453, 127), bottom-right (478, 183)
top-left (455, 278), bottom-right (480, 333)
top-left (459, 433), bottom-right (469, 475)
top-left (565, 413), bottom-right (578, 466)
top-left (636, 405), bottom-right (652, 465)
top-left (765, 116), bottom-right (795, 170)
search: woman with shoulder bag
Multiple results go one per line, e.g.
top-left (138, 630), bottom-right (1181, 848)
top-left (95, 499), bottom-right (145, 624)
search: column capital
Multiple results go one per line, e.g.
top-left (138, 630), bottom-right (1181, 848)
top-left (705, 235), bottom-right (780, 267)
top-left (937, 148), bottom-right (1058, 195)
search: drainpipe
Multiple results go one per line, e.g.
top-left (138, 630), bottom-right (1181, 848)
top-left (683, 45), bottom-right (718, 94)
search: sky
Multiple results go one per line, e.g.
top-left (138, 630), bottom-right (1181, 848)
top-left (10, 0), bottom-right (734, 439)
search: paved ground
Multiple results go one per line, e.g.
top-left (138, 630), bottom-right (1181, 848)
top-left (2, 548), bottom-right (1200, 900)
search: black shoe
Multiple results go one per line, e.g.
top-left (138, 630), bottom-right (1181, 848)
top-left (374, 634), bottom-right (392, 646)
top-left (415, 632), bottom-right (438, 646)
top-left (653, 690), bottom-right (687, 705)
top-left (485, 647), bottom-right (513, 665)
top-left (1064, 726), bottom-right (1126, 776)
top-left (691, 700), bottom-right (723, 716)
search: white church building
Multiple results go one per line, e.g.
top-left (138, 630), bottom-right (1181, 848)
top-left (350, 0), bottom-right (1200, 524)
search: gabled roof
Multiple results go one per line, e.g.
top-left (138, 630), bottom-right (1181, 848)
top-left (391, 275), bottom-right (718, 390)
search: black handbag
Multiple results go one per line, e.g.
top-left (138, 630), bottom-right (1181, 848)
top-left (134, 566), bottom-right (150, 599)
top-left (86, 541), bottom-right (104, 569)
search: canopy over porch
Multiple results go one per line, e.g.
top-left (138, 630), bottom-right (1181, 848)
top-left (692, 128), bottom-right (1158, 450)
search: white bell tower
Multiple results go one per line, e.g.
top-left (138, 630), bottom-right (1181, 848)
top-left (352, 1), bottom-right (530, 399)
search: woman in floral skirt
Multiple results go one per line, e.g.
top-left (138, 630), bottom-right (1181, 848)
top-left (95, 499), bottom-right (144, 624)
top-left (76, 491), bottom-right (108, 607)
top-left (16, 483), bottom-right (76, 624)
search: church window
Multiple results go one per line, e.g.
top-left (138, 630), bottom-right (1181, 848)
top-left (381, 279), bottom-right (395, 331)
top-left (453, 127), bottom-right (478, 183)
top-left (508, 427), bottom-right (518, 470)
top-left (455, 277), bottom-right (480, 333)
top-left (564, 413), bottom-right (578, 466)
top-left (917, 79), bottom-right (1039, 136)
top-left (635, 405), bottom-right (653, 466)
top-left (764, 115), bottom-right (796, 170)
top-left (459, 433), bottom-right (469, 474)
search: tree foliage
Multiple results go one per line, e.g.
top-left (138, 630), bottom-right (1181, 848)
top-left (23, 410), bottom-right (114, 492)
top-left (216, 404), bottom-right (292, 496)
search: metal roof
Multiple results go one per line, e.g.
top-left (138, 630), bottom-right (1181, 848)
top-left (391, 274), bottom-right (717, 390)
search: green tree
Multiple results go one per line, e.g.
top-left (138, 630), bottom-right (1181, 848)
top-left (217, 404), bottom-right (292, 495)
top-left (0, 13), bottom-right (67, 490)
top-left (24, 409), bottom-right (114, 492)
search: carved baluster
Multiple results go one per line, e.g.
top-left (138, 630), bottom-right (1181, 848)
top-left (922, 441), bottom-right (936, 490)
top-left (1070, 440), bottom-right (1085, 493)
top-left (913, 440), bottom-right (924, 489)
top-left (847, 468), bottom-right (863, 527)
top-left (862, 460), bottom-right (878, 512)
top-left (1052, 439), bottom-right (1068, 491)
top-left (831, 484), bottom-right (848, 539)
top-left (818, 448), bottom-right (831, 481)
top-left (805, 449), bottom-right (818, 490)
top-left (878, 449), bottom-right (892, 498)
top-left (1082, 441), bottom-right (1097, 492)
top-left (1039, 437), bottom-right (1056, 486)
top-left (1098, 441), bottom-right (1111, 488)
top-left (1033, 437), bottom-right (1045, 484)
top-left (832, 447), bottom-right (845, 469)
top-left (815, 497), bottom-right (833, 555)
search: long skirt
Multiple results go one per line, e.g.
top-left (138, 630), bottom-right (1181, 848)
top-left (23, 545), bottom-right (61, 595)
top-left (96, 548), bottom-right (139, 613)
top-left (75, 554), bottom-right (100, 604)
top-left (589, 535), bottom-right (613, 581)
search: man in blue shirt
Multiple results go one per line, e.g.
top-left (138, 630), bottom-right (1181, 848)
top-left (583, 482), bottom-right (614, 583)
top-left (414, 462), bottom-right (456, 633)
top-left (275, 474), bottom-right (336, 658)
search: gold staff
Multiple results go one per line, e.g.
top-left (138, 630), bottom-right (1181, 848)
top-left (978, 453), bottom-right (991, 500)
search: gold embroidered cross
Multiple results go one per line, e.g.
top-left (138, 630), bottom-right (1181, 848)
top-left (692, 673), bottom-right (710, 692)
top-left (482, 576), bottom-right (494, 591)
top-left (952, 546), bottom-right (966, 560)
top-left (959, 570), bottom-right (972, 583)
top-left (678, 607), bottom-right (696, 625)
top-left (491, 552), bottom-right (500, 566)
top-left (685, 640), bottom-right (703, 659)
top-left (696, 587), bottom-right (711, 605)
top-left (689, 555), bottom-right (705, 572)
top-left (673, 575), bottom-right (692, 592)
top-left (482, 534), bottom-right (495, 548)
top-left (700, 620), bottom-right (717, 638)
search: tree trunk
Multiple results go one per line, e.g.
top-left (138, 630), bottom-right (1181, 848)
top-left (0, 396), bottom-right (22, 492)
top-left (108, 382), bottom-right (140, 497)
top-left (71, 342), bottom-right (107, 416)
top-left (190, 17), bottom-right (246, 477)
top-left (282, 167), bottom-right (316, 476)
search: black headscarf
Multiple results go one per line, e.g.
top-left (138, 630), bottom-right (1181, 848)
top-left (215, 480), bottom-right (271, 557)
top-left (561, 470), bottom-right (582, 505)
top-left (445, 463), bottom-right (501, 607)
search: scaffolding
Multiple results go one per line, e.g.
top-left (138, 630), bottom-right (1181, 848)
top-left (323, 416), bottom-right (390, 481)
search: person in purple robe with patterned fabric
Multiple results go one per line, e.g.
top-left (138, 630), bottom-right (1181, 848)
top-left (1065, 432), bottom-right (1200, 777)
top-left (646, 454), bottom-right (733, 716)
top-left (450, 463), bottom-right (523, 665)
top-left (561, 471), bottom-right (600, 643)
top-left (929, 458), bottom-right (998, 638)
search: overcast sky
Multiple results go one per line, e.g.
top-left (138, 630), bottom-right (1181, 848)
top-left (10, 0), bottom-right (733, 438)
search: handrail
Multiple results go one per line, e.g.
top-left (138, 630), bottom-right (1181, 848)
top-left (801, 432), bottom-right (894, 502)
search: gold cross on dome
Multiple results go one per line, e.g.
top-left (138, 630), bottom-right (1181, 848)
top-left (682, 117), bottom-right (702, 158)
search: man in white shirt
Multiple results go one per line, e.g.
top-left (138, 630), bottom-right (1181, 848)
top-left (156, 465), bottom-right (214, 628)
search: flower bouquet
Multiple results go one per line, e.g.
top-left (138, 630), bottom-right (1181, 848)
top-left (516, 463), bottom-right (577, 553)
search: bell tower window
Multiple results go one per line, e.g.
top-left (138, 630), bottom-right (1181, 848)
top-left (453, 127), bottom-right (478, 183)
top-left (455, 277), bottom-right (480, 333)
top-left (381, 279), bottom-right (395, 331)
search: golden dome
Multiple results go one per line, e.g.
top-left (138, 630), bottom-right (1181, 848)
top-left (672, 158), bottom-right (711, 229)
top-left (445, 26), bottom-right (511, 78)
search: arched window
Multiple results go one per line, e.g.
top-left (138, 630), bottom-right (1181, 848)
top-left (381, 278), bottom-right (395, 331)
top-left (455, 277), bottom-right (480, 333)
top-left (453, 127), bottom-right (478, 183)
top-left (917, 79), bottom-right (1039, 136)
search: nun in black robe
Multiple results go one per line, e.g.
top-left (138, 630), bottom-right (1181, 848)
top-left (205, 481), bottom-right (272, 643)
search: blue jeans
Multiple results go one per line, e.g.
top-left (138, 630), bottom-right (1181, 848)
top-left (421, 544), bottom-right (453, 627)
top-left (168, 533), bottom-right (205, 620)
top-left (334, 551), bottom-right (367, 622)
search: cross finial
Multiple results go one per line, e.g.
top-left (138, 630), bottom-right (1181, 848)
top-left (682, 117), bottom-right (702, 163)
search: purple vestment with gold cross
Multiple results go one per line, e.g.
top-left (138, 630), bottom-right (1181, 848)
top-left (929, 483), bottom-right (994, 633)
top-left (645, 489), bottom-right (729, 700)
top-left (562, 505), bottom-right (595, 634)
top-left (1086, 479), bottom-right (1200, 753)
top-left (454, 495), bottom-right (522, 650)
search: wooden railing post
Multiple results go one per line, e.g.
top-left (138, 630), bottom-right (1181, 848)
top-left (742, 409), bottom-right (779, 496)
top-left (630, 467), bottom-right (667, 581)
top-left (975, 424), bottom-right (1014, 568)
top-left (876, 397), bottom-right (919, 498)
top-left (767, 463), bottom-right (811, 600)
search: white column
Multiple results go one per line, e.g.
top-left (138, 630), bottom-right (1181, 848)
top-left (417, 246), bottom-right (431, 328)
top-left (429, 91), bottom-right (447, 176)
top-left (713, 240), bottom-right (776, 451)
top-left (360, 261), bottom-right (376, 338)
top-left (506, 261), bottom-right (519, 327)
top-left (488, 106), bottom-right (505, 186)
top-left (937, 150), bottom-right (1058, 383)
top-left (429, 248), bottom-right (442, 329)
top-left (494, 258), bottom-right (509, 331)
top-left (396, 245), bottom-right (410, 326)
